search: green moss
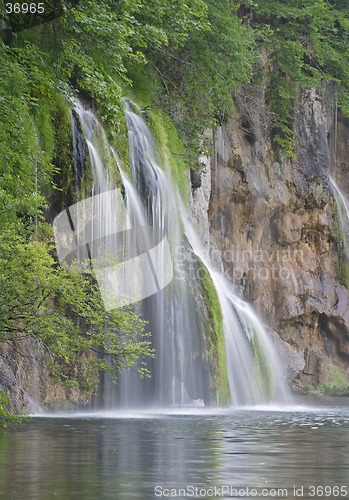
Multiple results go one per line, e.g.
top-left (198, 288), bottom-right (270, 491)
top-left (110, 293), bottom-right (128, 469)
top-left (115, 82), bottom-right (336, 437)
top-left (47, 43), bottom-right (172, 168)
top-left (331, 193), bottom-right (349, 288)
top-left (337, 245), bottom-right (349, 288)
top-left (33, 98), bottom-right (55, 161)
top-left (146, 109), bottom-right (191, 201)
top-left (92, 122), bottom-right (122, 186)
top-left (251, 336), bottom-right (275, 402)
top-left (48, 94), bottom-right (77, 206)
top-left (124, 64), bottom-right (161, 109)
top-left (200, 267), bottom-right (230, 405)
top-left (267, 75), bottom-right (297, 159)
top-left (110, 107), bottom-right (130, 176)
top-left (307, 365), bottom-right (349, 396)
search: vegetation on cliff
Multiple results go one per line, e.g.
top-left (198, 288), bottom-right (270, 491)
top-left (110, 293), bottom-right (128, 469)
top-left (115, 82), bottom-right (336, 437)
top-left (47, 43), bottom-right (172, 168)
top-left (2, 0), bottom-right (349, 151)
top-left (307, 365), bottom-right (349, 396)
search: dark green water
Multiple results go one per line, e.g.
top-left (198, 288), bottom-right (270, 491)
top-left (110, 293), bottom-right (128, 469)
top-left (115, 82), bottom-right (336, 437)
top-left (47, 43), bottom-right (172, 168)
top-left (1, 404), bottom-right (349, 500)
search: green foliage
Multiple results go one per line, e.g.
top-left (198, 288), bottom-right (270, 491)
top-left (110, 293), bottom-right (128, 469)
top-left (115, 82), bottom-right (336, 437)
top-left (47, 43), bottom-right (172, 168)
top-left (240, 0), bottom-right (349, 155)
top-left (61, 47), bottom-right (124, 130)
top-left (0, 232), bottom-right (154, 391)
top-left (0, 42), bottom-right (57, 234)
top-left (3, 0), bottom-right (349, 160)
top-left (148, 0), bottom-right (255, 153)
top-left (307, 364), bottom-right (349, 396)
top-left (9, 0), bottom-right (253, 154)
top-left (53, 0), bottom-right (210, 136)
top-left (0, 392), bottom-right (23, 428)
top-left (50, 93), bottom-right (78, 206)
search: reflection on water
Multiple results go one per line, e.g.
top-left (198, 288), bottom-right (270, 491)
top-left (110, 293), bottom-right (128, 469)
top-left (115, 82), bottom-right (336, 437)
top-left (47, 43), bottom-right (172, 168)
top-left (1, 405), bottom-right (349, 499)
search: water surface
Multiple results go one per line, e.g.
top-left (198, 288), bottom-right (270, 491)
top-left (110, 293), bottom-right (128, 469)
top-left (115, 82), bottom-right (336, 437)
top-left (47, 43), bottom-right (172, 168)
top-left (1, 403), bottom-right (349, 499)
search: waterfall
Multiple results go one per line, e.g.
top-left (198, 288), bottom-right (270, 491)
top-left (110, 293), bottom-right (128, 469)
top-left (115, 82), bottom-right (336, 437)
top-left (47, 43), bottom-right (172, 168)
top-left (329, 176), bottom-right (349, 261)
top-left (70, 100), bottom-right (291, 408)
top-left (118, 103), bottom-right (210, 407)
top-left (329, 176), bottom-right (349, 223)
top-left (73, 102), bottom-right (208, 407)
top-left (180, 208), bottom-right (290, 405)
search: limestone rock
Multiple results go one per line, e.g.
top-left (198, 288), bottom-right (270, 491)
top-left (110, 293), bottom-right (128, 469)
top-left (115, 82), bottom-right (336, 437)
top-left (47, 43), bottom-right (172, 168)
top-left (207, 85), bottom-right (349, 390)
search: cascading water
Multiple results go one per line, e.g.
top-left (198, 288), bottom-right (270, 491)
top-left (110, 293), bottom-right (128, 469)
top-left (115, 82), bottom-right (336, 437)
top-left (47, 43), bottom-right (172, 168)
top-left (72, 100), bottom-right (291, 408)
top-left (329, 176), bottom-right (349, 260)
top-left (180, 206), bottom-right (290, 405)
top-left (74, 102), bottom-right (209, 407)
top-left (118, 103), bottom-right (210, 407)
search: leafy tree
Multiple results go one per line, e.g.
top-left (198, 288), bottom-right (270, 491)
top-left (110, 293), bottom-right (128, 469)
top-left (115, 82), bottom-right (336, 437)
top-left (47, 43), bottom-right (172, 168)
top-left (147, 0), bottom-right (255, 153)
top-left (6, 0), bottom-right (254, 151)
top-left (239, 0), bottom-right (349, 155)
top-left (0, 233), bottom-right (153, 391)
top-left (0, 392), bottom-right (22, 427)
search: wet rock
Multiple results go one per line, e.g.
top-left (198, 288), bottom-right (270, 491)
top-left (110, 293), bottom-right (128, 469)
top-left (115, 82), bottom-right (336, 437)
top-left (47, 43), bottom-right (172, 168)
top-left (267, 328), bottom-right (305, 384)
top-left (0, 338), bottom-right (91, 413)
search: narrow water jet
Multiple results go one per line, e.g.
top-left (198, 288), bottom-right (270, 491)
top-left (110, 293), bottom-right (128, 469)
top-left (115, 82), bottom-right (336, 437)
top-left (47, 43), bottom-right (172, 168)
top-left (329, 176), bottom-right (349, 261)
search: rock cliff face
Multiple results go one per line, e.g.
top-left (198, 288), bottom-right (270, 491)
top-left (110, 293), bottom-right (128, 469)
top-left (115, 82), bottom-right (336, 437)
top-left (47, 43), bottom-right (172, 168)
top-left (190, 84), bottom-right (349, 390)
top-left (0, 340), bottom-right (90, 413)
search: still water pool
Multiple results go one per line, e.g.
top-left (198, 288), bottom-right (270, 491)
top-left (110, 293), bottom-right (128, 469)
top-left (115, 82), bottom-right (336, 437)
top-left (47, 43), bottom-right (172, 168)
top-left (0, 402), bottom-right (349, 500)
